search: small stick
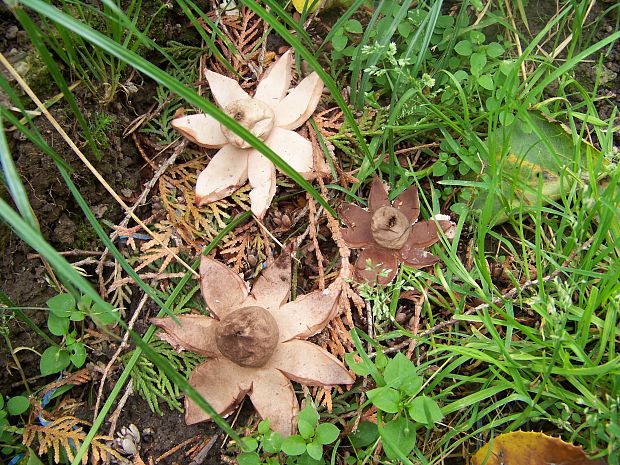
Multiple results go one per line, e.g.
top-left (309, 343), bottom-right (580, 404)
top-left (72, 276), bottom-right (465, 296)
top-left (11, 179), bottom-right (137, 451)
top-left (107, 378), bottom-right (133, 437)
top-left (95, 293), bottom-right (149, 420)
top-left (405, 293), bottom-right (425, 358)
top-left (253, 214), bottom-right (284, 250)
top-left (307, 194), bottom-right (326, 290)
top-left (189, 435), bottom-right (220, 465)
top-left (156, 435), bottom-right (203, 463)
top-left (27, 250), bottom-right (104, 259)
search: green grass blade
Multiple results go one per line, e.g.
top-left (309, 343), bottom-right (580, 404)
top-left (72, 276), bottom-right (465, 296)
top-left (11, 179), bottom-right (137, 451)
top-left (13, 8), bottom-right (102, 160)
top-left (0, 114), bottom-right (38, 229)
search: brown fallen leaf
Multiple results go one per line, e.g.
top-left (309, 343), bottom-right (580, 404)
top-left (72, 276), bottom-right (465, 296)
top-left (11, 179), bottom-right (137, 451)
top-left (470, 431), bottom-right (607, 465)
top-left (151, 248), bottom-right (354, 437)
top-left (339, 176), bottom-right (455, 286)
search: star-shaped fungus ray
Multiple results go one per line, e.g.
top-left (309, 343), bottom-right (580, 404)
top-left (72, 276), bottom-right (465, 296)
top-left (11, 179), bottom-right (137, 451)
top-left (151, 249), bottom-right (353, 436)
top-left (170, 50), bottom-right (324, 219)
top-left (339, 176), bottom-right (455, 286)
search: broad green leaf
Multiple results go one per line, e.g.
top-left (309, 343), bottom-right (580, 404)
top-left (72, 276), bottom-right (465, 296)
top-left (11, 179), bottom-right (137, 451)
top-left (454, 40), bottom-right (472, 56)
top-left (299, 419), bottom-right (315, 440)
top-left (477, 74), bottom-right (494, 91)
top-left (332, 34), bottom-right (348, 52)
top-left (471, 110), bottom-right (606, 224)
top-left (7, 396), bottom-right (30, 415)
top-left (381, 416), bottom-right (416, 460)
top-left (407, 396), bottom-right (443, 426)
top-left (281, 435), bottom-right (307, 456)
top-left (241, 438), bottom-right (258, 452)
top-left (486, 42), bottom-right (505, 58)
top-left (237, 452), bottom-right (261, 465)
top-left (384, 353), bottom-right (417, 389)
top-left (397, 21), bottom-right (412, 38)
top-left (298, 404), bottom-right (319, 430)
top-left (262, 431), bottom-right (283, 453)
top-left (500, 59), bottom-right (516, 76)
top-left (69, 342), bottom-right (87, 368)
top-left (348, 421), bottom-right (379, 448)
top-left (40, 346), bottom-right (70, 375)
top-left (344, 352), bottom-right (371, 376)
top-left (469, 30), bottom-right (485, 45)
top-left (258, 419), bottom-right (270, 435)
top-left (367, 386), bottom-right (400, 413)
top-left (306, 441), bottom-right (323, 460)
top-left (47, 293), bottom-right (75, 317)
top-left (47, 312), bottom-right (69, 336)
top-left (470, 52), bottom-right (487, 75)
top-left (315, 423), bottom-right (340, 445)
top-left (69, 310), bottom-right (85, 322)
top-left (433, 161), bottom-right (448, 177)
top-left (344, 19), bottom-right (363, 34)
top-left (90, 302), bottom-right (119, 326)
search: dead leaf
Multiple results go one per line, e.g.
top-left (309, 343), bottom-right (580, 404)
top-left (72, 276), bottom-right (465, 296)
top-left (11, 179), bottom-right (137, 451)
top-left (471, 110), bottom-right (608, 224)
top-left (470, 431), bottom-right (607, 465)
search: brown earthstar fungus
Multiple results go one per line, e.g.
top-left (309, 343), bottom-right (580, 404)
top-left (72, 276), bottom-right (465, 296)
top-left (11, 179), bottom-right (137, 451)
top-left (339, 177), bottom-right (455, 286)
top-left (151, 250), bottom-right (354, 436)
top-left (170, 50), bottom-right (324, 219)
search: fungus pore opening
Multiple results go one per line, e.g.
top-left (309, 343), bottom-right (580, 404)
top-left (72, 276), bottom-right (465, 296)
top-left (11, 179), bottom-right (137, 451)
top-left (220, 99), bottom-right (275, 149)
top-left (370, 206), bottom-right (410, 249)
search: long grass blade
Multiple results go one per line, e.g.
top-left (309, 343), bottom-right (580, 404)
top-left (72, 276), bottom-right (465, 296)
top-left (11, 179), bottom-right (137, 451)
top-left (0, 115), bottom-right (38, 229)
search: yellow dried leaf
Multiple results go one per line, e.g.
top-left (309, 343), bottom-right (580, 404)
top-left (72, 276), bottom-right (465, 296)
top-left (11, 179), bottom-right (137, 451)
top-left (470, 431), bottom-right (606, 465)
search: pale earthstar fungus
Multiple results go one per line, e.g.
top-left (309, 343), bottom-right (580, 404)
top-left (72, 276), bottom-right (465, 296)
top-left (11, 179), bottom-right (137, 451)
top-left (170, 50), bottom-right (324, 219)
top-left (339, 177), bottom-right (455, 286)
top-left (151, 250), bottom-right (354, 437)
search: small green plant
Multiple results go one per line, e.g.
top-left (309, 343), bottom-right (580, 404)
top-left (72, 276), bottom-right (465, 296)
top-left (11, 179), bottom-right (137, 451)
top-left (88, 112), bottom-right (115, 150)
top-left (237, 403), bottom-right (341, 465)
top-left (42, 293), bottom-right (114, 376)
top-left (0, 392), bottom-right (30, 463)
top-left (346, 343), bottom-right (443, 460)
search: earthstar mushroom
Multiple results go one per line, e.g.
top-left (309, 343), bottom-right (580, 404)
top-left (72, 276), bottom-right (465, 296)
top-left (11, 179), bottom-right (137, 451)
top-left (151, 250), bottom-right (353, 436)
top-left (171, 50), bottom-right (324, 219)
top-left (340, 176), bottom-right (455, 285)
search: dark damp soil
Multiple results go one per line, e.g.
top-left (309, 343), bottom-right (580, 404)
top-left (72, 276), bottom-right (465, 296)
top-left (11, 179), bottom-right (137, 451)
top-left (0, 1), bottom-right (618, 465)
